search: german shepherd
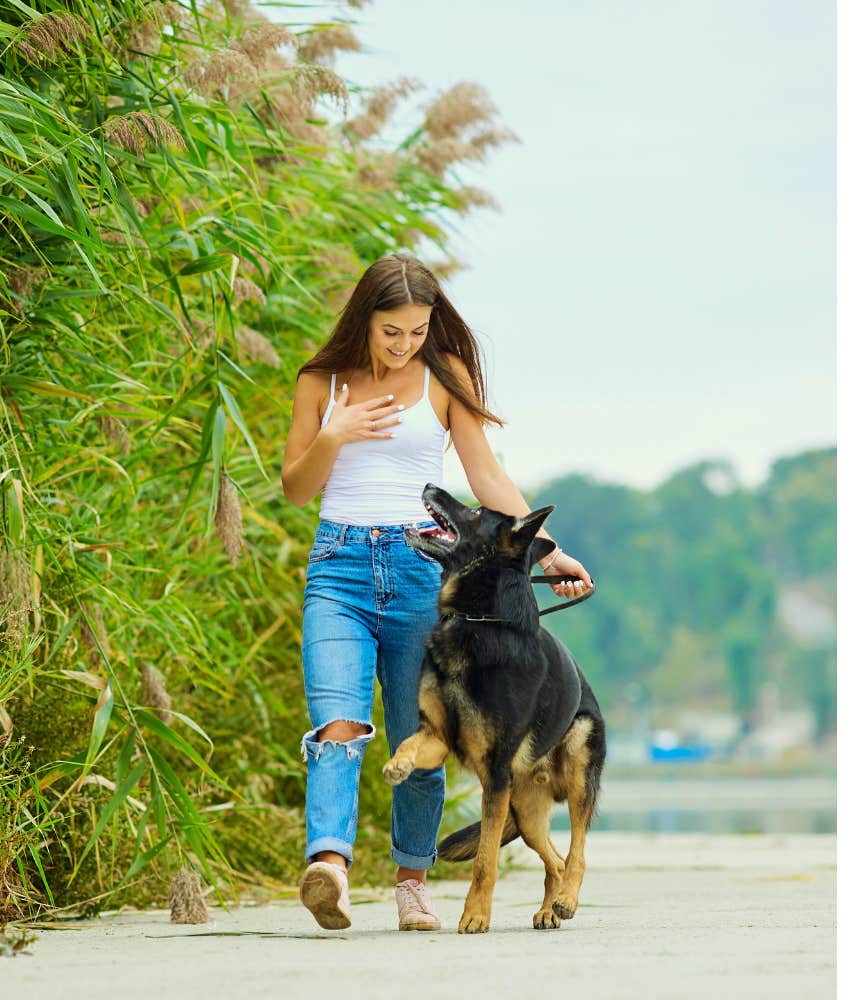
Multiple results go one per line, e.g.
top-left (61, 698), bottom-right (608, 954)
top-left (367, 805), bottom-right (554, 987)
top-left (383, 483), bottom-right (606, 933)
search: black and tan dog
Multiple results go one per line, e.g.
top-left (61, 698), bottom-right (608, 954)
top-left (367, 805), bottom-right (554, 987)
top-left (383, 482), bottom-right (606, 934)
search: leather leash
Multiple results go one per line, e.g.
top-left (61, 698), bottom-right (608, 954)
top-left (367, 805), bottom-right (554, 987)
top-left (529, 574), bottom-right (596, 616)
top-left (442, 574), bottom-right (596, 624)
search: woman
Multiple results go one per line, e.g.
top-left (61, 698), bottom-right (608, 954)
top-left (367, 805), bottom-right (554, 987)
top-left (281, 253), bottom-right (592, 931)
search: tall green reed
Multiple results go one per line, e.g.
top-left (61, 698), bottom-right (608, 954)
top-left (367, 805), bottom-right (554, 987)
top-left (0, 0), bottom-right (515, 919)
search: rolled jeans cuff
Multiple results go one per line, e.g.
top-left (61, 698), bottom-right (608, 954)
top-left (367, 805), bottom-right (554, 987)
top-left (306, 836), bottom-right (355, 868)
top-left (390, 844), bottom-right (438, 870)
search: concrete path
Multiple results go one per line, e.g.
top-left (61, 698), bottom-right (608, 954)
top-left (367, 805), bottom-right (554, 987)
top-left (4, 833), bottom-right (835, 999)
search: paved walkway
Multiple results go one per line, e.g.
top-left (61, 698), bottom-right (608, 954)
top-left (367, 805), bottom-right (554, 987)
top-left (4, 833), bottom-right (835, 999)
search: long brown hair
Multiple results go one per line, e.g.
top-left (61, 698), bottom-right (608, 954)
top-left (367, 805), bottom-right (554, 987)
top-left (297, 253), bottom-right (505, 439)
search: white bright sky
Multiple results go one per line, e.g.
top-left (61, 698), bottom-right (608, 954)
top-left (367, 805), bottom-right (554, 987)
top-left (265, 0), bottom-right (836, 496)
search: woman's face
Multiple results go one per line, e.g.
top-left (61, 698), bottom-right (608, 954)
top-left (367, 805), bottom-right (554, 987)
top-left (367, 302), bottom-right (432, 371)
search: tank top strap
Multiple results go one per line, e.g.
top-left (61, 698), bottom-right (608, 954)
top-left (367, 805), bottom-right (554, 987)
top-left (423, 364), bottom-right (430, 391)
top-left (320, 373), bottom-right (337, 427)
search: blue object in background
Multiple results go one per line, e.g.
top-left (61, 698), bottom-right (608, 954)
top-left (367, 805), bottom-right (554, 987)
top-left (650, 743), bottom-right (713, 762)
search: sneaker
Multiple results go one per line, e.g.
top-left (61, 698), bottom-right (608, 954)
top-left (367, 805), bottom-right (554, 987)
top-left (299, 861), bottom-right (351, 930)
top-left (395, 878), bottom-right (441, 931)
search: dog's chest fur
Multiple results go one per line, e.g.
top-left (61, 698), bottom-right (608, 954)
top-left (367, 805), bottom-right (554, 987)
top-left (421, 624), bottom-right (537, 772)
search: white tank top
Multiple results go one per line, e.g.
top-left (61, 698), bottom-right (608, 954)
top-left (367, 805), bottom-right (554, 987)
top-left (318, 364), bottom-right (448, 525)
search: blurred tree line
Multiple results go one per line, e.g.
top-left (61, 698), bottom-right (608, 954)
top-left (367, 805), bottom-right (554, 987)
top-left (531, 448), bottom-right (837, 744)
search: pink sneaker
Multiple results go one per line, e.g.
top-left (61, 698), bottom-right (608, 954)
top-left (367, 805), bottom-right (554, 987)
top-left (395, 878), bottom-right (441, 931)
top-left (299, 862), bottom-right (351, 930)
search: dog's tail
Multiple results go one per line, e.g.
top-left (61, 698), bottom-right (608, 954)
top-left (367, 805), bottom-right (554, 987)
top-left (437, 809), bottom-right (520, 863)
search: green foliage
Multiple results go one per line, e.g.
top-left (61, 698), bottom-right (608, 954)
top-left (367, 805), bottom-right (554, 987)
top-left (532, 449), bottom-right (837, 733)
top-left (0, 0), bottom-right (510, 918)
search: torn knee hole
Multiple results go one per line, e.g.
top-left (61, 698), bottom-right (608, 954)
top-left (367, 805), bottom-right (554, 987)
top-left (317, 719), bottom-right (372, 741)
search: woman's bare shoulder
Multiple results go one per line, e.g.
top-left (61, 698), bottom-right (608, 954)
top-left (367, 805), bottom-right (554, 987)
top-left (295, 369), bottom-right (334, 420)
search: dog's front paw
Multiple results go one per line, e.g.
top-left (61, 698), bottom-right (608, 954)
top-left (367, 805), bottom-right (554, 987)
top-left (533, 907), bottom-right (562, 930)
top-left (458, 907), bottom-right (490, 934)
top-left (382, 756), bottom-right (414, 786)
top-left (552, 896), bottom-right (577, 920)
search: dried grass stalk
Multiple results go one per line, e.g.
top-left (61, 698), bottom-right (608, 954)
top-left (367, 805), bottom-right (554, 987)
top-left (169, 866), bottom-right (209, 923)
top-left (235, 326), bottom-right (280, 367)
top-left (0, 548), bottom-right (35, 650)
top-left (347, 76), bottom-right (423, 141)
top-left (96, 413), bottom-right (132, 456)
top-left (183, 48), bottom-right (258, 97)
top-left (15, 12), bottom-right (90, 63)
top-left (297, 24), bottom-right (361, 65)
top-left (104, 111), bottom-right (186, 156)
top-left (139, 663), bottom-right (173, 724)
top-left (235, 23), bottom-right (297, 70)
top-left (215, 476), bottom-right (245, 566)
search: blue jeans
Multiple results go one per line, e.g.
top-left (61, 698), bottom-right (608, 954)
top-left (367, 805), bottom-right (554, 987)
top-left (299, 517), bottom-right (444, 870)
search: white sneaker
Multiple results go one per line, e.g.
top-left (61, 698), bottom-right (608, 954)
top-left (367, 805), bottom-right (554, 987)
top-left (300, 862), bottom-right (351, 930)
top-left (395, 878), bottom-right (441, 931)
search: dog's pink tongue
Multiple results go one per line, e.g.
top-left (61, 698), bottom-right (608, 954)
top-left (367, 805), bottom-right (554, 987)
top-left (420, 525), bottom-right (456, 542)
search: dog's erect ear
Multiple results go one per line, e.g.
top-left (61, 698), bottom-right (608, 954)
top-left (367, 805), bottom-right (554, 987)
top-left (528, 536), bottom-right (557, 566)
top-left (511, 505), bottom-right (555, 545)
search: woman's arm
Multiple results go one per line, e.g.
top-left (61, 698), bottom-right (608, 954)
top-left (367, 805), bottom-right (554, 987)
top-left (281, 374), bottom-right (405, 507)
top-left (445, 356), bottom-right (593, 594)
top-left (281, 373), bottom-right (343, 507)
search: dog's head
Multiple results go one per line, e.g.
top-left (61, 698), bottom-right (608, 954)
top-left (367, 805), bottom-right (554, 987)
top-left (405, 482), bottom-right (557, 573)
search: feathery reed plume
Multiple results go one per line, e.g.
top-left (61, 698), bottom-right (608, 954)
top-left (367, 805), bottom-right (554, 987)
top-left (114, 2), bottom-right (186, 57)
top-left (231, 277), bottom-right (266, 306)
top-left (104, 111), bottom-right (186, 156)
top-left (215, 475), bottom-right (245, 566)
top-left (412, 137), bottom-right (485, 175)
top-left (355, 149), bottom-right (403, 190)
top-left (169, 866), bottom-right (209, 923)
top-left (428, 255), bottom-right (467, 280)
top-left (297, 24), bottom-right (361, 65)
top-left (0, 548), bottom-right (34, 649)
top-left (139, 663), bottom-right (173, 724)
top-left (424, 81), bottom-right (497, 140)
top-left (8, 266), bottom-right (48, 299)
top-left (4, 266), bottom-right (48, 315)
top-left (96, 413), bottom-right (132, 456)
top-left (288, 64), bottom-right (350, 115)
top-left (235, 23), bottom-right (297, 70)
top-left (235, 326), bottom-right (280, 367)
top-left (15, 12), bottom-right (90, 63)
top-left (183, 47), bottom-right (258, 97)
top-left (238, 254), bottom-right (271, 282)
top-left (413, 81), bottom-right (520, 175)
top-left (346, 76), bottom-right (423, 141)
top-left (455, 184), bottom-right (500, 213)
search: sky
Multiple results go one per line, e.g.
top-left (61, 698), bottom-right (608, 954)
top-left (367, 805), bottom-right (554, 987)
top-left (265, 0), bottom-right (836, 496)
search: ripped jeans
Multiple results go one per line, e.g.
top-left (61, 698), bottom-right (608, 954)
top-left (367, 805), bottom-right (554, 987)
top-left (300, 518), bottom-right (444, 870)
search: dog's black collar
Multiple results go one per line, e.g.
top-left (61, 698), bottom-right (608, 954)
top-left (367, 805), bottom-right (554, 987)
top-left (440, 610), bottom-right (526, 627)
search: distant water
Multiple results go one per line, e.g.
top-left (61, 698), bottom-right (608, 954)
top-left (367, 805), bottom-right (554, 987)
top-left (551, 777), bottom-right (836, 834)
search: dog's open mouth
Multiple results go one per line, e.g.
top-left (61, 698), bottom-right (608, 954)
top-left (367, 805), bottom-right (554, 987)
top-left (420, 502), bottom-right (457, 544)
top-left (416, 502), bottom-right (457, 546)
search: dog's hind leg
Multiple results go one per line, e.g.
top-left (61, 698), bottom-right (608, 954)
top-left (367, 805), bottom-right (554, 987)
top-left (383, 727), bottom-right (449, 786)
top-left (553, 715), bottom-right (602, 920)
top-left (510, 780), bottom-right (564, 930)
top-left (458, 782), bottom-right (511, 934)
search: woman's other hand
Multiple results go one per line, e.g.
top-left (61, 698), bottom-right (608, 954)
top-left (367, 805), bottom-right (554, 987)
top-left (541, 550), bottom-right (594, 598)
top-left (323, 383), bottom-right (406, 445)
